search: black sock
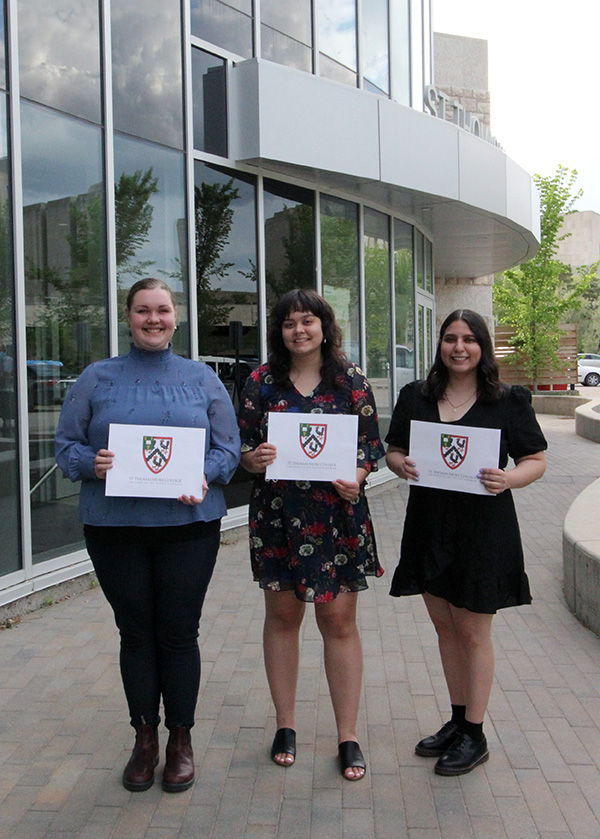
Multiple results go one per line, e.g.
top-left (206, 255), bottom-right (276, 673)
top-left (462, 718), bottom-right (484, 742)
top-left (450, 704), bottom-right (466, 725)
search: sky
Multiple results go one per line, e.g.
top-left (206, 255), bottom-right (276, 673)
top-left (432, 0), bottom-right (600, 213)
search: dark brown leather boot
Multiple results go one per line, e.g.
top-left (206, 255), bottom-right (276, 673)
top-left (162, 726), bottom-right (195, 792)
top-left (122, 723), bottom-right (159, 791)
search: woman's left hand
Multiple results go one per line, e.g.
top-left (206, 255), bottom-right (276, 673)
top-left (478, 467), bottom-right (509, 495)
top-left (178, 475), bottom-right (208, 505)
top-left (332, 468), bottom-right (368, 502)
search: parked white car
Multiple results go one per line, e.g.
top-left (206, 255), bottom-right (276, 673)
top-left (578, 353), bottom-right (600, 387)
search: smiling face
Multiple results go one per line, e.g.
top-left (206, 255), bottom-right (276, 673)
top-left (126, 287), bottom-right (177, 351)
top-left (440, 319), bottom-right (482, 378)
top-left (281, 309), bottom-right (324, 359)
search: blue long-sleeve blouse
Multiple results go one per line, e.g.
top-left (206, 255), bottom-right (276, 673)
top-left (55, 345), bottom-right (241, 526)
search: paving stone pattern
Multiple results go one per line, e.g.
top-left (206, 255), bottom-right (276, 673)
top-left (1, 414), bottom-right (600, 838)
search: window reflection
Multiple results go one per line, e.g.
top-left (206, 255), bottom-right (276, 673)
top-left (261, 0), bottom-right (312, 72)
top-left (364, 208), bottom-right (392, 439)
top-left (415, 229), bottom-right (424, 288)
top-left (194, 162), bottom-right (258, 509)
top-left (0, 93), bottom-right (20, 576)
top-left (0, 0), bottom-right (6, 90)
top-left (394, 220), bottom-right (415, 393)
top-left (112, 0), bottom-right (184, 148)
top-left (362, 0), bottom-right (389, 94)
top-left (114, 134), bottom-right (189, 356)
top-left (390, 0), bottom-right (410, 105)
top-left (263, 179), bottom-right (315, 313)
top-left (21, 102), bottom-right (108, 562)
top-left (317, 0), bottom-right (357, 87)
top-left (320, 195), bottom-right (360, 364)
top-left (192, 49), bottom-right (227, 156)
top-left (18, 0), bottom-right (101, 123)
top-left (190, 0), bottom-right (253, 59)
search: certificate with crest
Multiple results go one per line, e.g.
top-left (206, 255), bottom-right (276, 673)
top-left (266, 411), bottom-right (358, 482)
top-left (408, 420), bottom-right (500, 495)
top-left (105, 424), bottom-right (206, 498)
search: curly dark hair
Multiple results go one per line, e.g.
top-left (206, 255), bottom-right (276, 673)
top-left (268, 289), bottom-right (348, 389)
top-left (423, 309), bottom-right (503, 403)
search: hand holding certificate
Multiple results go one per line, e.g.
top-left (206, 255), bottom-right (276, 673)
top-left (408, 419), bottom-right (500, 495)
top-left (265, 411), bottom-right (358, 482)
top-left (105, 423), bottom-right (206, 499)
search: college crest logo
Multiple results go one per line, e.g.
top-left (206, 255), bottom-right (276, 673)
top-left (440, 433), bottom-right (468, 470)
top-left (143, 435), bottom-right (173, 474)
top-left (299, 422), bottom-right (327, 459)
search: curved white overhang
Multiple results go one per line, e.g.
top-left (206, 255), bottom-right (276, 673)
top-left (229, 59), bottom-right (540, 278)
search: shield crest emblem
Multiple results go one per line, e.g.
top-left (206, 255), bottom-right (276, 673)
top-left (299, 422), bottom-right (327, 459)
top-left (143, 435), bottom-right (173, 474)
top-left (440, 433), bottom-right (468, 470)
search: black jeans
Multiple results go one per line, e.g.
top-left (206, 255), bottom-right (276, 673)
top-left (85, 520), bottom-right (220, 729)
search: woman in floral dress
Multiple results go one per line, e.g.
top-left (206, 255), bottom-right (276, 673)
top-left (238, 289), bottom-right (384, 781)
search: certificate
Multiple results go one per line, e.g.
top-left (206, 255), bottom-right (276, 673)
top-left (266, 411), bottom-right (358, 482)
top-left (408, 419), bottom-right (500, 496)
top-left (105, 423), bottom-right (206, 499)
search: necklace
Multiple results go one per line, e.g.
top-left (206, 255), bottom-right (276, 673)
top-left (443, 389), bottom-right (477, 413)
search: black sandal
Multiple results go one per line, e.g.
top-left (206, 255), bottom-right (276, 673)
top-left (338, 741), bottom-right (366, 780)
top-left (270, 728), bottom-right (296, 766)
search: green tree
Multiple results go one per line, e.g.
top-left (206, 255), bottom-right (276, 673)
top-left (115, 168), bottom-right (159, 284)
top-left (494, 165), bottom-right (596, 391)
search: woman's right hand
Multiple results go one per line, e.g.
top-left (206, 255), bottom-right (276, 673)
top-left (94, 449), bottom-right (115, 479)
top-left (385, 446), bottom-right (419, 481)
top-left (241, 443), bottom-right (277, 474)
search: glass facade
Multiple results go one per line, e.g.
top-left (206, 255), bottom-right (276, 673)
top-left (0, 0), bottom-right (436, 597)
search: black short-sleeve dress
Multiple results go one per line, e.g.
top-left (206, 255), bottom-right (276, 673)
top-left (238, 363), bottom-right (384, 603)
top-left (385, 381), bottom-right (547, 614)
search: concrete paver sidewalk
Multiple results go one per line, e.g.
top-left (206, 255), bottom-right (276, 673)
top-left (1, 413), bottom-right (600, 838)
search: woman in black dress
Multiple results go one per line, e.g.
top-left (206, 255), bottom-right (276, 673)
top-left (386, 309), bottom-right (547, 776)
top-left (238, 289), bottom-right (384, 780)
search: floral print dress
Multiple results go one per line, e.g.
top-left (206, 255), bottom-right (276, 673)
top-left (238, 363), bottom-right (385, 603)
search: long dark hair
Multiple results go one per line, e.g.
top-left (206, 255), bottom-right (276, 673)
top-left (424, 309), bottom-right (503, 402)
top-left (268, 289), bottom-right (347, 389)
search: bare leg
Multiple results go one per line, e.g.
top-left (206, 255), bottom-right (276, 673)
top-left (315, 592), bottom-right (365, 780)
top-left (263, 590), bottom-right (305, 765)
top-left (423, 592), bottom-right (494, 724)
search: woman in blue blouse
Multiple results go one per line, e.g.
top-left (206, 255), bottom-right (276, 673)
top-left (55, 278), bottom-right (240, 793)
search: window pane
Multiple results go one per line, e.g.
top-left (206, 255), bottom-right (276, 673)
top-left (390, 0), bottom-right (410, 105)
top-left (114, 134), bottom-right (189, 357)
top-left (394, 219), bottom-right (414, 393)
top-left (112, 0), bottom-right (184, 148)
top-left (192, 48), bottom-right (227, 156)
top-left (0, 0), bottom-right (6, 90)
top-left (364, 208), bottom-right (391, 439)
top-left (190, 0), bottom-right (253, 59)
top-left (263, 179), bottom-right (315, 313)
top-left (415, 229), bottom-right (424, 288)
top-left (0, 93), bottom-right (20, 576)
top-left (320, 195), bottom-right (360, 364)
top-left (194, 162), bottom-right (258, 510)
top-left (318, 0), bottom-right (357, 86)
top-left (18, 0), bottom-right (101, 122)
top-left (362, 0), bottom-right (389, 94)
top-left (425, 237), bottom-right (433, 293)
top-left (21, 103), bottom-right (108, 562)
top-left (261, 0), bottom-right (312, 72)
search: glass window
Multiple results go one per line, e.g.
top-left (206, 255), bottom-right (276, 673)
top-left (261, 0), bottom-right (312, 72)
top-left (317, 0), bottom-right (357, 87)
top-left (393, 219), bottom-right (414, 393)
top-left (21, 102), bottom-right (108, 563)
top-left (112, 0), bottom-right (184, 149)
top-left (362, 0), bottom-right (390, 94)
top-left (0, 93), bottom-right (20, 576)
top-left (320, 195), bottom-right (360, 364)
top-left (190, 0), bottom-right (253, 59)
top-left (415, 228), bottom-right (424, 288)
top-left (364, 207), bottom-right (392, 440)
top-left (192, 48), bottom-right (227, 156)
top-left (194, 162), bottom-right (258, 510)
top-left (390, 0), bottom-right (410, 105)
top-left (425, 236), bottom-right (433, 294)
top-left (263, 179), bottom-right (315, 313)
top-left (114, 134), bottom-right (189, 357)
top-left (18, 0), bottom-right (101, 123)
